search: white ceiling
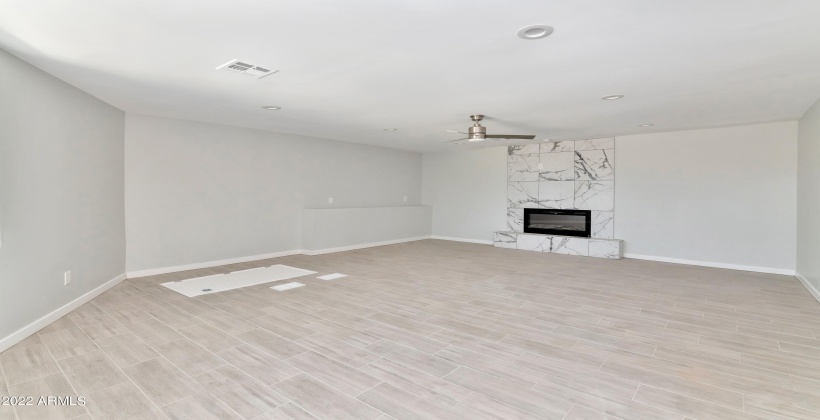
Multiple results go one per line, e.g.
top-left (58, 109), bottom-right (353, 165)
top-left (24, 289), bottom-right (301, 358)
top-left (2, 0), bottom-right (820, 152)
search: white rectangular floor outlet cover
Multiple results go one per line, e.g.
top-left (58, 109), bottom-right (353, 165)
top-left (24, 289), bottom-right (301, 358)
top-left (272, 282), bottom-right (305, 291)
top-left (317, 273), bottom-right (347, 281)
top-left (161, 265), bottom-right (316, 297)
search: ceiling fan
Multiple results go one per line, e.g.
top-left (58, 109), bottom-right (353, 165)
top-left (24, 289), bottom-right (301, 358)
top-left (446, 115), bottom-right (536, 143)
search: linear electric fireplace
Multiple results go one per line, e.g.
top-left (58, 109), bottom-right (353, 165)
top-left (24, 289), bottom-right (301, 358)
top-left (524, 209), bottom-right (591, 237)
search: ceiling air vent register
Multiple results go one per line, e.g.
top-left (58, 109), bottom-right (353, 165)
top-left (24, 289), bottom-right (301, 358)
top-left (216, 59), bottom-right (278, 79)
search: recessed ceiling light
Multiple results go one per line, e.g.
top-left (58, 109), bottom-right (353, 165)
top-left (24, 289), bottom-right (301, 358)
top-left (261, 106), bottom-right (281, 110)
top-left (601, 95), bottom-right (624, 100)
top-left (638, 123), bottom-right (654, 127)
top-left (384, 128), bottom-right (398, 131)
top-left (517, 25), bottom-right (554, 40)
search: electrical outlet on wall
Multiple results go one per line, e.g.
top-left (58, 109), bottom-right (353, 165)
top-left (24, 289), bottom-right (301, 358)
top-left (403, 196), bottom-right (407, 202)
top-left (328, 197), bottom-right (333, 204)
top-left (64, 271), bottom-right (71, 286)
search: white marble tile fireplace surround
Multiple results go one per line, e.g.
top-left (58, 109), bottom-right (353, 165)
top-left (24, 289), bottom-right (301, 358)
top-left (494, 138), bottom-right (624, 259)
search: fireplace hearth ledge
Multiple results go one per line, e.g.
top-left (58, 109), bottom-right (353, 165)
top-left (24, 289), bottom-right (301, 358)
top-left (493, 231), bottom-right (623, 259)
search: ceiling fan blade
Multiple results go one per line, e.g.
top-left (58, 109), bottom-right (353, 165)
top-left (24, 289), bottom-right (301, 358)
top-left (443, 138), bottom-right (469, 143)
top-left (486, 134), bottom-right (536, 140)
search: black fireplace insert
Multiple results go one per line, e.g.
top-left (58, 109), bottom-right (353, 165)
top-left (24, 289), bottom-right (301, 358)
top-left (523, 208), bottom-right (591, 237)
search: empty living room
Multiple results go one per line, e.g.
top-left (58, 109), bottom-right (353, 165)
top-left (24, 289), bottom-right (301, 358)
top-left (3, 1), bottom-right (820, 419)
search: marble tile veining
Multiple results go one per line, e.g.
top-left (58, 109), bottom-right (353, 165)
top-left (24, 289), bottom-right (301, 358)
top-left (508, 144), bottom-right (540, 156)
top-left (589, 239), bottom-right (623, 259)
top-left (541, 141), bottom-right (574, 153)
top-left (507, 208), bottom-right (523, 232)
top-left (574, 180), bottom-right (614, 211)
top-left (507, 154), bottom-right (540, 181)
top-left (539, 152), bottom-right (575, 181)
top-left (538, 181), bottom-right (575, 209)
top-left (552, 237), bottom-right (589, 256)
top-left (575, 150), bottom-right (614, 181)
top-left (516, 234), bottom-right (553, 252)
top-left (591, 211), bottom-right (614, 239)
top-left (575, 137), bottom-right (615, 151)
top-left (505, 137), bottom-right (618, 259)
top-left (495, 231), bottom-right (621, 260)
top-left (508, 182), bottom-right (540, 208)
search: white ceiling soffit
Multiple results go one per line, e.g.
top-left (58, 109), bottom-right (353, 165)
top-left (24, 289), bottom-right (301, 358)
top-left (2, 0), bottom-right (820, 152)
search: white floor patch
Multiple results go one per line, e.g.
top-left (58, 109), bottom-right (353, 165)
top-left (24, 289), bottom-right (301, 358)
top-left (317, 273), bottom-right (347, 281)
top-left (161, 265), bottom-right (316, 297)
top-left (271, 282), bottom-right (305, 291)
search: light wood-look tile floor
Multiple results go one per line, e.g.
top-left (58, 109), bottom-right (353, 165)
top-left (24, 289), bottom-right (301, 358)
top-left (3, 239), bottom-right (820, 419)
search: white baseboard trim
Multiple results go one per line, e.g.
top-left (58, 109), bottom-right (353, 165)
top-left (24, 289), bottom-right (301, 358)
top-left (128, 236), bottom-right (435, 277)
top-left (430, 235), bottom-right (494, 245)
top-left (796, 272), bottom-right (820, 304)
top-left (0, 273), bottom-right (127, 353)
top-left (303, 236), bottom-right (431, 256)
top-left (1, 237), bottom-right (432, 352)
top-left (623, 253), bottom-right (795, 275)
top-left (126, 250), bottom-right (304, 278)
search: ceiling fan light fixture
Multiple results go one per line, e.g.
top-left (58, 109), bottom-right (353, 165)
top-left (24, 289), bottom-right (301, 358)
top-left (444, 114), bottom-right (536, 144)
top-left (517, 25), bottom-right (554, 40)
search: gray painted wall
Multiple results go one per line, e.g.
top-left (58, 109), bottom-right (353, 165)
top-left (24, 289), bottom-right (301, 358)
top-left (798, 99), bottom-right (820, 290)
top-left (0, 49), bottom-right (126, 340)
top-left (302, 206), bottom-right (432, 252)
top-left (616, 122), bottom-right (797, 271)
top-left (125, 114), bottom-right (422, 272)
top-left (422, 148), bottom-right (507, 241)
top-left (422, 122), bottom-right (798, 272)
